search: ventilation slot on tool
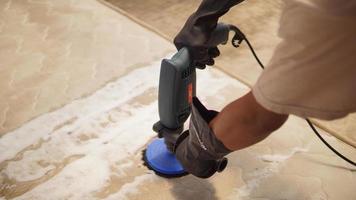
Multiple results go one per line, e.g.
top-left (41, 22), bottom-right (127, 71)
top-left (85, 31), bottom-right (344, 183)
top-left (181, 67), bottom-right (194, 79)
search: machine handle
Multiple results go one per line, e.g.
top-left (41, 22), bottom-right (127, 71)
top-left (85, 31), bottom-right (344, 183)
top-left (205, 23), bottom-right (231, 47)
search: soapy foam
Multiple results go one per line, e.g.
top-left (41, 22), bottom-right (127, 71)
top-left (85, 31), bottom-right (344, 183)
top-left (1, 54), bottom-right (248, 199)
top-left (235, 147), bottom-right (310, 198)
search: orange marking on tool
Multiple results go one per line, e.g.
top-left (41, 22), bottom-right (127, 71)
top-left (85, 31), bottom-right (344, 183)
top-left (188, 83), bottom-right (193, 104)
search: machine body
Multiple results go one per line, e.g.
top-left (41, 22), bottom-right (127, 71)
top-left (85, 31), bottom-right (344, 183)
top-left (157, 47), bottom-right (195, 131)
top-left (144, 23), bottom-right (237, 177)
top-left (153, 23), bottom-right (231, 135)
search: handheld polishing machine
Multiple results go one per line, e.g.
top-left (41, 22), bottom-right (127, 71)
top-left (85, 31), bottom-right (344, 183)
top-left (149, 23), bottom-right (244, 174)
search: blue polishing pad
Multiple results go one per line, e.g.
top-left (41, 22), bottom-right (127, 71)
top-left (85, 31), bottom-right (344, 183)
top-left (145, 138), bottom-right (186, 176)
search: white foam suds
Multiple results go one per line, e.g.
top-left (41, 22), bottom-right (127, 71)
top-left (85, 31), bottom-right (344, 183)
top-left (1, 54), bottom-right (248, 199)
top-left (0, 63), bottom-right (160, 163)
top-left (234, 147), bottom-right (310, 198)
top-left (235, 163), bottom-right (280, 198)
top-left (259, 147), bottom-right (309, 163)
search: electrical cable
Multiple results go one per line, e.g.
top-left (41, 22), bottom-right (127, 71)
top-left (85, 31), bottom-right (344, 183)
top-left (238, 32), bottom-right (356, 167)
top-left (306, 119), bottom-right (356, 166)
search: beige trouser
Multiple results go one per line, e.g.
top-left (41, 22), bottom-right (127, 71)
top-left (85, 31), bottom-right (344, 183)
top-left (252, 0), bottom-right (356, 120)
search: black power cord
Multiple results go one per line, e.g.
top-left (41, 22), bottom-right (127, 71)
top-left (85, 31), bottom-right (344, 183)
top-left (306, 119), bottom-right (356, 166)
top-left (229, 25), bottom-right (356, 167)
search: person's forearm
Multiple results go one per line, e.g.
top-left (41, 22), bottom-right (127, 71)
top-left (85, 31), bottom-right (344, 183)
top-left (209, 91), bottom-right (288, 151)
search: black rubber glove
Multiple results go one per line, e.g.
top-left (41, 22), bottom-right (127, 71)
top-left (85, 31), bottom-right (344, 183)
top-left (153, 122), bottom-right (182, 153)
top-left (174, 0), bottom-right (245, 69)
top-left (174, 97), bottom-right (232, 178)
top-left (161, 127), bottom-right (181, 153)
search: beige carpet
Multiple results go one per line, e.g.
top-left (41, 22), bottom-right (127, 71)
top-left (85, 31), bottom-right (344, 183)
top-left (99, 0), bottom-right (356, 148)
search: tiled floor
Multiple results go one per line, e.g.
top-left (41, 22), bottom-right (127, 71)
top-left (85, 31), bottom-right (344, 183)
top-left (0, 0), bottom-right (355, 199)
top-left (0, 0), bottom-right (173, 136)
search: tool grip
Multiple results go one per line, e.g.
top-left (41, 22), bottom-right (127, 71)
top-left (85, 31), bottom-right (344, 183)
top-left (206, 23), bottom-right (230, 47)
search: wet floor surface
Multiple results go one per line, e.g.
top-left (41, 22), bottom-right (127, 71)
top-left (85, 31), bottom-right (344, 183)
top-left (0, 0), bottom-right (355, 199)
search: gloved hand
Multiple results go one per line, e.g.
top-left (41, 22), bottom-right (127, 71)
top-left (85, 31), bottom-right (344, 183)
top-left (153, 122), bottom-right (183, 153)
top-left (174, 0), bottom-right (245, 69)
top-left (160, 128), bottom-right (181, 153)
top-left (173, 97), bottom-right (232, 178)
